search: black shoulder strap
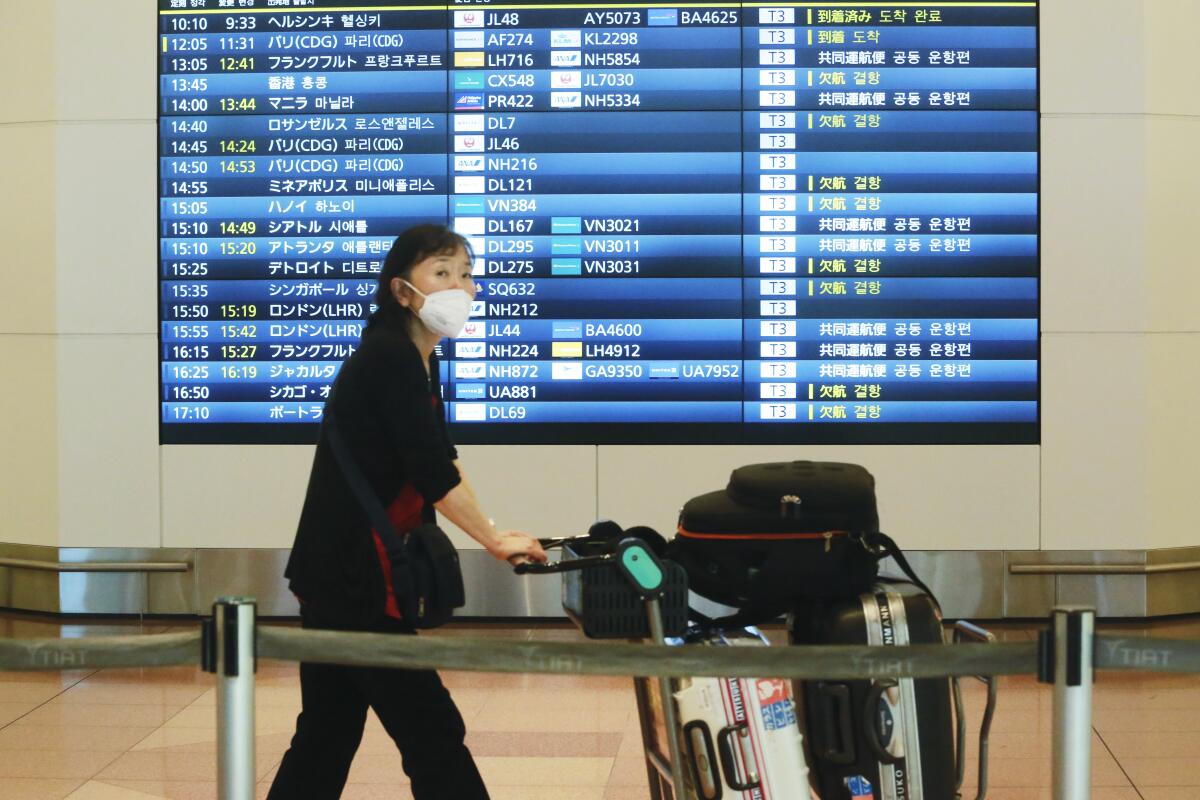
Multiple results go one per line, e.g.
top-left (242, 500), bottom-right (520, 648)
top-left (867, 531), bottom-right (938, 608)
top-left (323, 383), bottom-right (408, 567)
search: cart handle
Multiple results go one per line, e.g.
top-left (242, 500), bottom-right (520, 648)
top-left (952, 621), bottom-right (998, 800)
top-left (511, 554), bottom-right (611, 575)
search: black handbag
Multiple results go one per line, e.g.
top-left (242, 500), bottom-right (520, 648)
top-left (323, 387), bottom-right (465, 629)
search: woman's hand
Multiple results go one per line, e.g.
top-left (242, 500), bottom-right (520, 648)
top-left (489, 531), bottom-right (548, 565)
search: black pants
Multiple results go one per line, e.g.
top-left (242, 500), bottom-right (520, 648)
top-left (267, 608), bottom-right (489, 800)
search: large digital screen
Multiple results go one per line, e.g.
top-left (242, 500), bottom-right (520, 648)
top-left (159, 0), bottom-right (1039, 445)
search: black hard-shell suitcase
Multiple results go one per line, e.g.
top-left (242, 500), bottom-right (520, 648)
top-left (789, 584), bottom-right (955, 800)
top-left (670, 462), bottom-right (881, 608)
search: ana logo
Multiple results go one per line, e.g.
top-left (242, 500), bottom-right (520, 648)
top-left (455, 362), bottom-right (486, 379)
top-left (456, 341), bottom-right (486, 359)
top-left (454, 155), bottom-right (484, 172)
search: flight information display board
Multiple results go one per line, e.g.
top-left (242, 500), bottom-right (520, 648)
top-left (159, 0), bottom-right (1039, 445)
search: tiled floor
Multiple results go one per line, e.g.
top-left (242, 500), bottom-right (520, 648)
top-left (1, 612), bottom-right (1199, 799)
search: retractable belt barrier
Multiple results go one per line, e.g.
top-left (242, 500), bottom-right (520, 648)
top-left (3, 602), bottom-right (1200, 800)
top-left (2, 626), bottom-right (1197, 678)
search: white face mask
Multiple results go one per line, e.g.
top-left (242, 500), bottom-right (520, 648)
top-left (400, 279), bottom-right (473, 339)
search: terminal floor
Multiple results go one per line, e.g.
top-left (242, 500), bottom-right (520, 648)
top-left (1, 612), bottom-right (1199, 799)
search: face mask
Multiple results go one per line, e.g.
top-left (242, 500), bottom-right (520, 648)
top-left (400, 280), bottom-right (473, 339)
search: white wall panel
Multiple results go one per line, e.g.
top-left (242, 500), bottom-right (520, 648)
top-left (0, 4), bottom-right (55, 124)
top-left (1143, 333), bottom-right (1200, 550)
top-left (1040, 116), bottom-right (1146, 333)
top-left (1145, 0), bottom-right (1200, 117)
top-left (1041, 333), bottom-right (1148, 550)
top-left (0, 124), bottom-right (58, 335)
top-left (598, 445), bottom-right (1039, 551)
top-left (55, 122), bottom-right (157, 334)
top-left (1145, 117), bottom-right (1200, 332)
top-left (449, 445), bottom-right (597, 549)
top-left (56, 334), bottom-right (159, 547)
top-left (161, 445), bottom-right (314, 548)
top-left (1038, 0), bottom-right (1145, 115)
top-left (55, 0), bottom-right (156, 122)
top-left (0, 335), bottom-right (59, 546)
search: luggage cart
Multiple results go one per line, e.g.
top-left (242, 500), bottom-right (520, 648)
top-left (516, 532), bottom-right (691, 800)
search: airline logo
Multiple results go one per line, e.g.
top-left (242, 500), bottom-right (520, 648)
top-left (552, 341), bottom-right (583, 358)
top-left (454, 175), bottom-right (486, 194)
top-left (454, 51), bottom-right (485, 68)
top-left (454, 404), bottom-right (488, 422)
top-left (552, 321), bottom-right (583, 338)
top-left (456, 383), bottom-right (486, 400)
top-left (551, 258), bottom-right (582, 276)
top-left (550, 50), bottom-right (581, 68)
top-left (550, 92), bottom-right (582, 109)
top-left (453, 30), bottom-right (484, 49)
top-left (453, 196), bottom-right (485, 215)
top-left (454, 94), bottom-right (484, 111)
top-left (465, 236), bottom-right (487, 258)
top-left (454, 134), bottom-right (485, 153)
top-left (551, 217), bottom-right (582, 234)
top-left (456, 341), bottom-right (486, 359)
top-left (454, 114), bottom-right (485, 132)
top-left (453, 216), bottom-right (485, 236)
top-left (453, 72), bottom-right (485, 90)
top-left (755, 679), bottom-right (788, 707)
top-left (470, 300), bottom-right (486, 317)
top-left (471, 258), bottom-right (486, 276)
top-left (552, 71), bottom-right (582, 89)
top-left (649, 363), bottom-right (681, 379)
top-left (455, 362), bottom-right (486, 379)
top-left (648, 8), bottom-right (678, 25)
top-left (453, 10), bottom-right (485, 28)
top-left (454, 155), bottom-right (485, 172)
top-left (551, 238), bottom-right (582, 255)
top-left (459, 321), bottom-right (486, 339)
top-left (550, 30), bottom-right (582, 48)
top-left (551, 362), bottom-right (583, 381)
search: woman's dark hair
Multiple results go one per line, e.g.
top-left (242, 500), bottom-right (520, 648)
top-left (365, 224), bottom-right (472, 334)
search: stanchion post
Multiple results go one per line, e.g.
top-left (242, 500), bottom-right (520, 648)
top-left (213, 598), bottom-right (257, 800)
top-left (1042, 606), bottom-right (1094, 800)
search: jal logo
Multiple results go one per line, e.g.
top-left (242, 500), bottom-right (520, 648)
top-left (554, 71), bottom-right (581, 89)
top-left (454, 10), bottom-right (484, 28)
top-left (460, 321), bottom-right (485, 338)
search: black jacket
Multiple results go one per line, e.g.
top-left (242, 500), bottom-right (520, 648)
top-left (285, 312), bottom-right (461, 624)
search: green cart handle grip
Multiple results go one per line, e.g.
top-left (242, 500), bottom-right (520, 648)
top-left (615, 537), bottom-right (665, 599)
